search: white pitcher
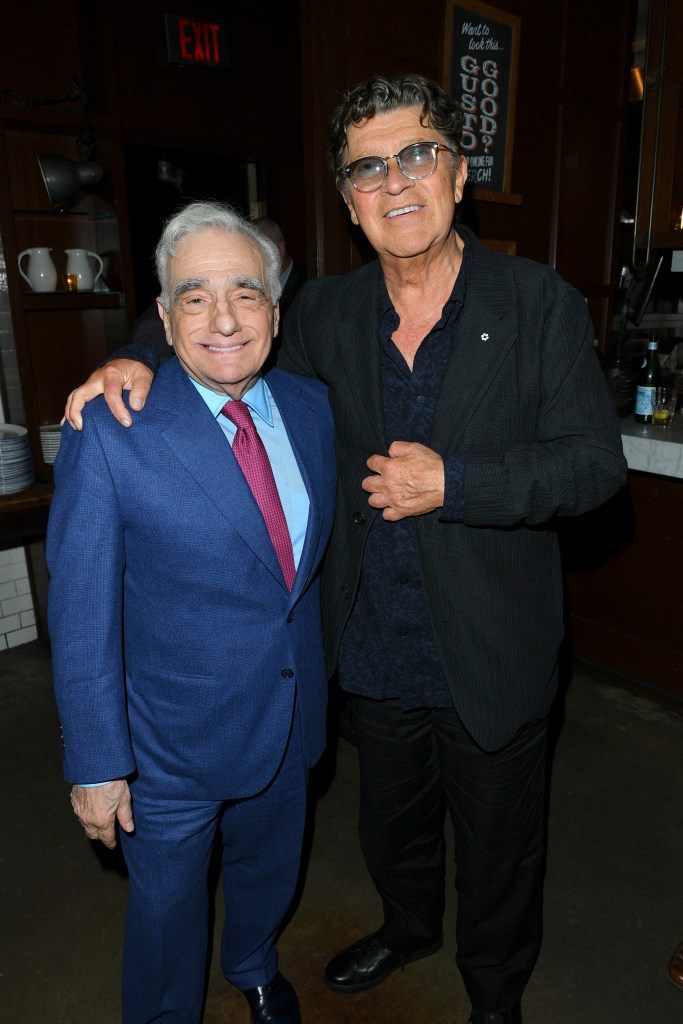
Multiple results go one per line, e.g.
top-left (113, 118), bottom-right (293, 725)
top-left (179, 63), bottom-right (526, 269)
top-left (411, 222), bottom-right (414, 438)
top-left (64, 248), bottom-right (104, 292)
top-left (18, 247), bottom-right (58, 293)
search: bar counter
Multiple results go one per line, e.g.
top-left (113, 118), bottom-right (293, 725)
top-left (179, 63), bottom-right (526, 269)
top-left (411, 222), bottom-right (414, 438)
top-left (562, 413), bottom-right (682, 707)
top-left (620, 415), bottom-right (683, 478)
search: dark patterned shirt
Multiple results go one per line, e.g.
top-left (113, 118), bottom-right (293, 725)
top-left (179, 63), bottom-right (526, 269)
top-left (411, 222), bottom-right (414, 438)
top-left (338, 245), bottom-right (471, 708)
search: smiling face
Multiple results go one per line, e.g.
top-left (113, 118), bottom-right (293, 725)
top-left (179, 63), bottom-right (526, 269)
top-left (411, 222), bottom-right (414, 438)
top-left (158, 227), bottom-right (279, 400)
top-left (341, 107), bottom-right (468, 265)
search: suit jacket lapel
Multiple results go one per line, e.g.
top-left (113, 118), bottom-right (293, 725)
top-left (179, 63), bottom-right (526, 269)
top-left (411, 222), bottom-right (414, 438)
top-left (336, 263), bottom-right (387, 454)
top-left (431, 234), bottom-right (516, 451)
top-left (151, 361), bottom-right (285, 586)
top-left (333, 253), bottom-right (515, 457)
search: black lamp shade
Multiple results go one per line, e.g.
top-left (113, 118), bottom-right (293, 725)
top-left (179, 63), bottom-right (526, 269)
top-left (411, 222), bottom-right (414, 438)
top-left (37, 155), bottom-right (103, 206)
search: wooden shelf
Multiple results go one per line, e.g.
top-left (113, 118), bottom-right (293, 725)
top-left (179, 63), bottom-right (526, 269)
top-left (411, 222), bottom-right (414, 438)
top-left (0, 95), bottom-right (135, 480)
top-left (651, 229), bottom-right (683, 250)
top-left (22, 291), bottom-right (123, 310)
top-left (0, 105), bottom-right (108, 134)
top-left (0, 479), bottom-right (53, 549)
top-left (14, 208), bottom-right (117, 222)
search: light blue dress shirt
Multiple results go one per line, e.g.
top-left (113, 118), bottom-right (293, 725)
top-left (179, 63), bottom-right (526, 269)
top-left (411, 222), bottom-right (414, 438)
top-left (79, 374), bottom-right (309, 788)
top-left (191, 375), bottom-right (310, 568)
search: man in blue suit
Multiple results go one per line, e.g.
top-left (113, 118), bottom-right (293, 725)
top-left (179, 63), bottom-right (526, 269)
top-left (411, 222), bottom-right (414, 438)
top-left (47, 201), bottom-right (336, 1024)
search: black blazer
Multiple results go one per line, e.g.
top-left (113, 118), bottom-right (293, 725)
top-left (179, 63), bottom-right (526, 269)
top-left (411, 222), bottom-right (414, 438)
top-left (279, 227), bottom-right (627, 750)
top-left (279, 262), bottom-right (307, 319)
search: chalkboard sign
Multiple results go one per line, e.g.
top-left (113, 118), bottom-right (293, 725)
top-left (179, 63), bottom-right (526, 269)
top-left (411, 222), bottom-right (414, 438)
top-left (443, 0), bottom-right (520, 199)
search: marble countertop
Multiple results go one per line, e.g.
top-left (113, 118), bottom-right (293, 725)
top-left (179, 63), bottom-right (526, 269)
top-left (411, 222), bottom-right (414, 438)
top-left (620, 415), bottom-right (683, 479)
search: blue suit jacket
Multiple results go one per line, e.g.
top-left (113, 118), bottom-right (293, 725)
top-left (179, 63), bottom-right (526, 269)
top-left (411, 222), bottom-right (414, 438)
top-left (47, 360), bottom-right (336, 800)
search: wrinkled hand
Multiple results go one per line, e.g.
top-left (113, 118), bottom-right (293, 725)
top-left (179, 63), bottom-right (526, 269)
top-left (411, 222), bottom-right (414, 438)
top-left (70, 780), bottom-right (134, 850)
top-left (362, 441), bottom-right (445, 521)
top-left (63, 360), bottom-right (154, 430)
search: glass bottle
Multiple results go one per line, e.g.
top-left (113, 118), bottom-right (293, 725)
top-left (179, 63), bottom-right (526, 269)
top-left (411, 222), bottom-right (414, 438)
top-left (634, 336), bottom-right (662, 423)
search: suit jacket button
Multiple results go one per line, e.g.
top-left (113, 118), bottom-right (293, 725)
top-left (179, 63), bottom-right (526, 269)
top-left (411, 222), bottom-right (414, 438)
top-left (341, 586), bottom-right (351, 599)
top-left (286, 612), bottom-right (294, 623)
top-left (281, 668), bottom-right (294, 678)
top-left (353, 512), bottom-right (367, 525)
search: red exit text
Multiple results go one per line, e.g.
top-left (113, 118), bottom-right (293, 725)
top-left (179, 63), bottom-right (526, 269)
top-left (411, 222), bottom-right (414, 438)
top-left (164, 14), bottom-right (229, 69)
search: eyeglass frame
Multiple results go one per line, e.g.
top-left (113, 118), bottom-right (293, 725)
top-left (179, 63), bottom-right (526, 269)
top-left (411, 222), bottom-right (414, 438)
top-left (340, 141), bottom-right (459, 193)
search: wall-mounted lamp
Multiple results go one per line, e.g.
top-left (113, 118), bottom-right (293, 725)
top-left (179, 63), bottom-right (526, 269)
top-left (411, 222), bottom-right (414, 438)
top-left (37, 154), bottom-right (103, 207)
top-left (15, 78), bottom-right (103, 208)
top-left (25, 78), bottom-right (95, 155)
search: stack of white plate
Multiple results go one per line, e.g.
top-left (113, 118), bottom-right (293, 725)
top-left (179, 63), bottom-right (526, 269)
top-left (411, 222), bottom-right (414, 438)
top-left (40, 423), bottom-right (63, 465)
top-left (0, 424), bottom-right (35, 495)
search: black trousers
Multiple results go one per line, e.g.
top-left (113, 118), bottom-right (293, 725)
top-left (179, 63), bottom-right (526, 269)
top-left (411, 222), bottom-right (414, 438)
top-left (349, 696), bottom-right (548, 1013)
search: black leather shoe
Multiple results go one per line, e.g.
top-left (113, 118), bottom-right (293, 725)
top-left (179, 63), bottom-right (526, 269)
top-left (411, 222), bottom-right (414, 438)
top-left (324, 930), bottom-right (442, 993)
top-left (242, 972), bottom-right (301, 1024)
top-left (469, 1004), bottom-right (522, 1024)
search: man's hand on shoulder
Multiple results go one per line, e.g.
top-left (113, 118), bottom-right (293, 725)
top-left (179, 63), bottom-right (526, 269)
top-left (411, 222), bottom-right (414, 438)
top-left (63, 360), bottom-right (154, 430)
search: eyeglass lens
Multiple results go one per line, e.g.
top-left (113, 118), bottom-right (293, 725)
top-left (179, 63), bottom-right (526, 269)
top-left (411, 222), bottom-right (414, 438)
top-left (347, 142), bottom-right (447, 191)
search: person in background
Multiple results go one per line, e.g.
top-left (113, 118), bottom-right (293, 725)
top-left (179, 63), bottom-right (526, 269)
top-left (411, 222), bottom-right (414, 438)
top-left (48, 201), bottom-right (336, 1024)
top-left (61, 74), bottom-right (627, 1024)
top-left (253, 216), bottom-right (308, 319)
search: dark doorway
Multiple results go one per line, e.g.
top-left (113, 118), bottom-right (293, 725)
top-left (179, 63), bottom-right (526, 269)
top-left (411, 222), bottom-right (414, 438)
top-left (124, 143), bottom-right (251, 315)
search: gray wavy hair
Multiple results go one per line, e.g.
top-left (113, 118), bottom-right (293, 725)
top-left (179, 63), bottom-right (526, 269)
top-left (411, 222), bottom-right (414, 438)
top-left (155, 200), bottom-right (282, 309)
top-left (328, 73), bottom-right (464, 193)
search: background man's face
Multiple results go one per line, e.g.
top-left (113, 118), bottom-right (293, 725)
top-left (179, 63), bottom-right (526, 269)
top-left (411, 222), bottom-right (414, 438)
top-left (159, 227), bottom-right (278, 400)
top-left (342, 106), bottom-right (467, 263)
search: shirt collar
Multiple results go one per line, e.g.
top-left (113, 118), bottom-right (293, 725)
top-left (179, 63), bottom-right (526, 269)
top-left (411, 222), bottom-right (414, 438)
top-left (280, 260), bottom-right (293, 290)
top-left (379, 238), bottom-right (471, 340)
top-left (190, 375), bottom-right (274, 426)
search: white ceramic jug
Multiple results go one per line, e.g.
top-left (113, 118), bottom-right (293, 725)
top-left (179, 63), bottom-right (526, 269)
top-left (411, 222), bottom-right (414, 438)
top-left (64, 248), bottom-right (104, 291)
top-left (18, 247), bottom-right (58, 293)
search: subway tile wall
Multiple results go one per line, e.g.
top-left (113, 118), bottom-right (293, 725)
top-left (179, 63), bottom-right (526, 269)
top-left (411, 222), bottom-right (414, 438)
top-left (1, 238), bottom-right (37, 649)
top-left (0, 245), bottom-right (25, 424)
top-left (0, 548), bottom-right (37, 650)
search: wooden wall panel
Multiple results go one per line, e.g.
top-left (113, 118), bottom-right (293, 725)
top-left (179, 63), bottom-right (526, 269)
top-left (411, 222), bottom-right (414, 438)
top-left (25, 308), bottom-right (123, 423)
top-left (562, 0), bottom-right (634, 109)
top-left (2, 4), bottom-right (82, 100)
top-left (556, 110), bottom-right (618, 282)
top-left (563, 472), bottom-right (683, 701)
top-left (465, 93), bottom-right (559, 265)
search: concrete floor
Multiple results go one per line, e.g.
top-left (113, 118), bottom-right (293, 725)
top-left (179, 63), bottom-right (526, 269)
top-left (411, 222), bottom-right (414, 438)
top-left (1, 638), bottom-right (682, 1024)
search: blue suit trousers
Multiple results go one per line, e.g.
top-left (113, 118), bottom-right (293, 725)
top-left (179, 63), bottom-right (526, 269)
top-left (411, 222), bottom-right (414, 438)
top-left (119, 710), bottom-right (307, 1024)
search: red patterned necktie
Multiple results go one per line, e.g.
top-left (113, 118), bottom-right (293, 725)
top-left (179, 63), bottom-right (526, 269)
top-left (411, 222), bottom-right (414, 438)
top-left (222, 399), bottom-right (296, 591)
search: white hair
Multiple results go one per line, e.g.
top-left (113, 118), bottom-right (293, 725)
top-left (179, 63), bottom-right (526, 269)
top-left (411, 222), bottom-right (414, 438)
top-left (155, 200), bottom-right (282, 309)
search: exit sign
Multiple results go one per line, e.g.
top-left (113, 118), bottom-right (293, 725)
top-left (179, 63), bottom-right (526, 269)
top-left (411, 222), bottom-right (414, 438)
top-left (164, 14), bottom-right (229, 69)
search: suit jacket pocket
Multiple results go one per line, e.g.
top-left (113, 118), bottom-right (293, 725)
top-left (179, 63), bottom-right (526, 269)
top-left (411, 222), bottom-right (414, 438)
top-left (129, 666), bottom-right (221, 709)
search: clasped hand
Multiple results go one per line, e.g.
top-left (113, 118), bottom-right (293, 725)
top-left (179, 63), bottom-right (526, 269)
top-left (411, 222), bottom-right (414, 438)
top-left (362, 441), bottom-right (445, 521)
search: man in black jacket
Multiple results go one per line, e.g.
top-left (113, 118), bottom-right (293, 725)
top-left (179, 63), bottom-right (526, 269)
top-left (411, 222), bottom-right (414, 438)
top-left (63, 74), bottom-right (626, 1024)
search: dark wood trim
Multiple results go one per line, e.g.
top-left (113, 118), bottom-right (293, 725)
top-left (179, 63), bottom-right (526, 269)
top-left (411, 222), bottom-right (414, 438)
top-left (0, 480), bottom-right (53, 550)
